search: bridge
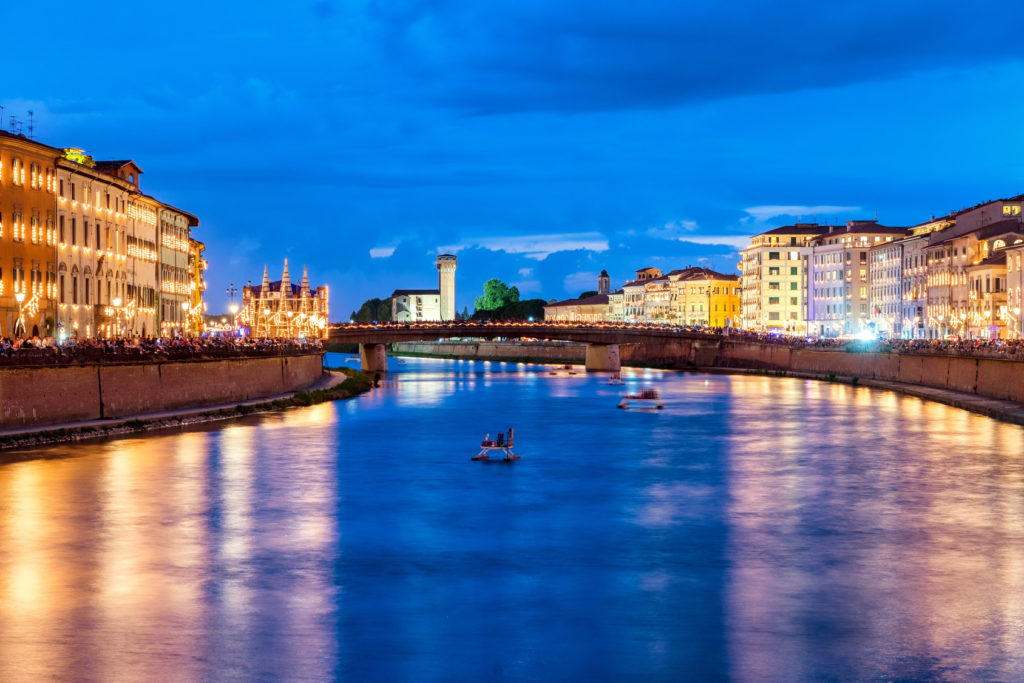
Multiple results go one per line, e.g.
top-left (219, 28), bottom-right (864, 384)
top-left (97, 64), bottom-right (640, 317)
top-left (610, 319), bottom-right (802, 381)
top-left (327, 321), bottom-right (720, 373)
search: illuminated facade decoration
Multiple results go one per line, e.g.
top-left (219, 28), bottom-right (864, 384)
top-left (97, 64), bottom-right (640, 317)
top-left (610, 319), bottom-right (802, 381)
top-left (740, 224), bottom-right (827, 334)
top-left (188, 237), bottom-right (207, 335)
top-left (807, 221), bottom-right (908, 337)
top-left (0, 130), bottom-right (58, 338)
top-left (241, 259), bottom-right (329, 339)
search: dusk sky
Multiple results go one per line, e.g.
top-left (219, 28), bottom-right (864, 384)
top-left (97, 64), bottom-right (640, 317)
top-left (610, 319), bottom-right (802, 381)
top-left (5, 1), bottom-right (1024, 316)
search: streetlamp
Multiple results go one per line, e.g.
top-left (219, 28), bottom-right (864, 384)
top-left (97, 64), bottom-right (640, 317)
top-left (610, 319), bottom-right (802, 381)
top-left (14, 291), bottom-right (25, 338)
top-left (181, 301), bottom-right (190, 337)
top-left (229, 302), bottom-right (239, 333)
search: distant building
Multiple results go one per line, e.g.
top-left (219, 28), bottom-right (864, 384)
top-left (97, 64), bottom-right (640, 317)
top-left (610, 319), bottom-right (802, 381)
top-left (187, 237), bottom-right (207, 334)
top-left (241, 258), bottom-right (329, 338)
top-left (392, 289), bottom-right (441, 322)
top-left (543, 271), bottom-right (612, 321)
top-left (391, 253), bottom-right (457, 322)
top-left (667, 267), bottom-right (741, 328)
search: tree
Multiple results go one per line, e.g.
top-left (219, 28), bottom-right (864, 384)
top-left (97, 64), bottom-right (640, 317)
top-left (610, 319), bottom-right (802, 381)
top-left (472, 298), bottom-right (546, 321)
top-left (577, 291), bottom-right (598, 299)
top-left (474, 279), bottom-right (520, 312)
top-left (350, 297), bottom-right (393, 322)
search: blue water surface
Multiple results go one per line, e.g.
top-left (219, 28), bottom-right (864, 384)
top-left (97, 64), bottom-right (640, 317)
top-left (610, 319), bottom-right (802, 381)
top-left (1, 355), bottom-right (1023, 682)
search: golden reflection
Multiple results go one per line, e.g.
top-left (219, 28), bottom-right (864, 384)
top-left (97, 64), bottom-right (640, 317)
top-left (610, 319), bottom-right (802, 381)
top-left (725, 377), bottom-right (1024, 680)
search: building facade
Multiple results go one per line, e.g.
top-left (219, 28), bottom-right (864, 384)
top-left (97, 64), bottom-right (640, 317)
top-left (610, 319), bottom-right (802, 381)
top-left (740, 224), bottom-right (827, 333)
top-left (158, 206), bottom-right (197, 336)
top-left (806, 221), bottom-right (907, 337)
top-left (436, 254), bottom-right (457, 321)
top-left (0, 131), bottom-right (58, 338)
top-left (392, 290), bottom-right (441, 322)
top-left (188, 237), bottom-right (207, 335)
top-left (668, 267), bottom-right (741, 328)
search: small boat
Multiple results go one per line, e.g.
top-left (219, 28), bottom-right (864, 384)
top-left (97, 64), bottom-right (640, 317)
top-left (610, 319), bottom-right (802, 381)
top-left (607, 373), bottom-right (624, 385)
top-left (473, 427), bottom-right (519, 461)
top-left (618, 389), bottom-right (664, 410)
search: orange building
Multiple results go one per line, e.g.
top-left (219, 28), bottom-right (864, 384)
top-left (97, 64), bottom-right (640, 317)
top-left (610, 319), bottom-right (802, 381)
top-left (0, 131), bottom-right (59, 338)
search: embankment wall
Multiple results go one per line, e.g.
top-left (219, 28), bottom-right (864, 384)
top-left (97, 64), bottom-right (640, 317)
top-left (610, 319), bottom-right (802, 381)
top-left (0, 353), bottom-right (324, 429)
top-left (394, 339), bottom-right (1024, 404)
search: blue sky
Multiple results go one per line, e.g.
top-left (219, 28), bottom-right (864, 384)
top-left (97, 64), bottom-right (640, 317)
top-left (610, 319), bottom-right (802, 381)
top-left (4, 1), bottom-right (1024, 316)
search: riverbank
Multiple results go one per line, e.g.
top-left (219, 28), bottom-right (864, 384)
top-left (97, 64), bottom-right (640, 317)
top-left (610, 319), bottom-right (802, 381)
top-left (0, 368), bottom-right (372, 452)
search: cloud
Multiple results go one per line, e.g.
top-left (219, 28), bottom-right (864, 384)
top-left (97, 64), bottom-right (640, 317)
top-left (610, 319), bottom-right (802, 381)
top-left (646, 219), bottom-right (698, 239)
top-left (563, 271), bottom-right (600, 294)
top-left (676, 235), bottom-right (751, 249)
top-left (743, 205), bottom-right (862, 223)
top-left (518, 267), bottom-right (533, 277)
top-left (439, 232), bottom-right (609, 260)
top-left (369, 246), bottom-right (396, 258)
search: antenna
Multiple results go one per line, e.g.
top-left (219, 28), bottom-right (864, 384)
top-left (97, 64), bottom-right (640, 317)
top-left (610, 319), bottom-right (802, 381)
top-left (0, 106), bottom-right (4, 132)
top-left (27, 110), bottom-right (34, 140)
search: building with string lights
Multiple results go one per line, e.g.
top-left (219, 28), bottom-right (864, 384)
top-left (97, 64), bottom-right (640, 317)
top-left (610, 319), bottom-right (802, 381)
top-left (0, 125), bottom-right (202, 340)
top-left (240, 259), bottom-right (329, 339)
top-left (0, 130), bottom-right (58, 338)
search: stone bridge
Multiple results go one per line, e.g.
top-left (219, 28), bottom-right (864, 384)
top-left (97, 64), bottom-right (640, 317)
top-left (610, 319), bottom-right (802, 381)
top-left (327, 322), bottom-right (722, 373)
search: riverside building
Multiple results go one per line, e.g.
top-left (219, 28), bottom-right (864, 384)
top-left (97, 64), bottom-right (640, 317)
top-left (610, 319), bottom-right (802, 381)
top-left (188, 237), bottom-right (207, 334)
top-left (158, 206), bottom-right (198, 336)
top-left (391, 254), bottom-right (458, 322)
top-left (806, 221), bottom-right (908, 337)
top-left (740, 223), bottom-right (827, 334)
top-left (667, 267), bottom-right (741, 327)
top-left (0, 130), bottom-right (58, 338)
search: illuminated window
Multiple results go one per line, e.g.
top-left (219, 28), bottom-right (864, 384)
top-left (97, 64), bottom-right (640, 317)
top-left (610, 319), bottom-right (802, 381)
top-left (1003, 205), bottom-right (1021, 216)
top-left (12, 158), bottom-right (24, 186)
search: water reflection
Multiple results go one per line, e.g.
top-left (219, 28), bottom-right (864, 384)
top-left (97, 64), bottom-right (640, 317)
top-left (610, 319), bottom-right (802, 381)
top-left (0, 358), bottom-right (1022, 680)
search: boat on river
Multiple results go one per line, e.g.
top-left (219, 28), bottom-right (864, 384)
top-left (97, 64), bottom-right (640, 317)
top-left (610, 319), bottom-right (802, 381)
top-left (618, 389), bottom-right (664, 410)
top-left (473, 427), bottom-right (519, 461)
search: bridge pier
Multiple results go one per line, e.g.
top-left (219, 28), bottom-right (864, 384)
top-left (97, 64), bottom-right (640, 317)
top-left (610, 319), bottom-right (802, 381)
top-left (359, 343), bottom-right (388, 375)
top-left (585, 343), bottom-right (620, 373)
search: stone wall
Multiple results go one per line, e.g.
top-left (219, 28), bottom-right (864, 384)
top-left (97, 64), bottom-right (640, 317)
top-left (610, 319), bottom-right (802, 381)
top-left (395, 339), bottom-right (1024, 405)
top-left (0, 353), bottom-right (324, 429)
top-left (393, 341), bottom-right (586, 363)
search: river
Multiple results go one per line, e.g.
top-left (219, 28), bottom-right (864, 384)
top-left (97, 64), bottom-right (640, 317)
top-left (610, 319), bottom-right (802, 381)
top-left (1, 355), bottom-right (1023, 681)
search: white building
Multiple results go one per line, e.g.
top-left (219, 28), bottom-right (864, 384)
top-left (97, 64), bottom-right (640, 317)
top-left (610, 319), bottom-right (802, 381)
top-left (740, 223), bottom-right (826, 334)
top-left (392, 289), bottom-right (441, 322)
top-left (807, 221), bottom-right (907, 337)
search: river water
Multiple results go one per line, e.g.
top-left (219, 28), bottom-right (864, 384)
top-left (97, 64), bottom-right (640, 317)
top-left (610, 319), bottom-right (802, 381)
top-left (1, 355), bottom-right (1023, 681)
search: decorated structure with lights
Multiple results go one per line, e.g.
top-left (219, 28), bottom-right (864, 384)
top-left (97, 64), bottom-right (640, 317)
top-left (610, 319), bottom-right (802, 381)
top-left (241, 259), bottom-right (329, 339)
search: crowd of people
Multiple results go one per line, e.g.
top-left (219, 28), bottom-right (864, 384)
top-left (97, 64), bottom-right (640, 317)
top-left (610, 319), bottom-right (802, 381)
top-left (0, 335), bottom-right (324, 366)
top-left (724, 328), bottom-right (1024, 359)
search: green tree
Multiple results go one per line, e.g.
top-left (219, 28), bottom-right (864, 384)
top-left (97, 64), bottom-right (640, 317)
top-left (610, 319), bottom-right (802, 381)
top-left (577, 290), bottom-right (598, 299)
top-left (474, 279), bottom-right (520, 312)
top-left (350, 297), bottom-right (393, 322)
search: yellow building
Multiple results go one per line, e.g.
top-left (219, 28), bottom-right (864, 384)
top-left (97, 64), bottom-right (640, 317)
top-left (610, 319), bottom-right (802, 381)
top-left (740, 223), bottom-right (827, 333)
top-left (187, 237), bottom-right (207, 334)
top-left (668, 267), bottom-right (742, 328)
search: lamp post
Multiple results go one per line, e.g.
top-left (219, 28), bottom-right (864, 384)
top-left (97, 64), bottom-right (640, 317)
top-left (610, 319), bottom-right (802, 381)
top-left (112, 297), bottom-right (122, 339)
top-left (181, 301), bottom-right (190, 337)
top-left (229, 302), bottom-right (239, 333)
top-left (14, 291), bottom-right (25, 338)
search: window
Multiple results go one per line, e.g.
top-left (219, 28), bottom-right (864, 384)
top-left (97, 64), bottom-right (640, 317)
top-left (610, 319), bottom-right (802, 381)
top-left (769, 252), bottom-right (780, 260)
top-left (71, 217), bottom-right (77, 244)
top-left (768, 282), bottom-right (780, 290)
top-left (790, 267), bottom-right (798, 275)
top-left (788, 251), bottom-right (799, 260)
top-left (790, 297), bottom-right (798, 305)
top-left (789, 312), bottom-right (798, 320)
top-left (790, 282), bottom-right (798, 291)
top-left (768, 297), bottom-right (780, 304)
top-left (1003, 205), bottom-right (1021, 216)
top-left (59, 215), bottom-right (65, 242)
top-left (768, 267), bottom-right (780, 275)
top-left (768, 312), bottom-right (780, 321)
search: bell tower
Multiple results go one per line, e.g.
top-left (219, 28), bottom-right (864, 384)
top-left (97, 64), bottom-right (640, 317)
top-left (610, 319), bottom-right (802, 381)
top-left (436, 254), bottom-right (457, 321)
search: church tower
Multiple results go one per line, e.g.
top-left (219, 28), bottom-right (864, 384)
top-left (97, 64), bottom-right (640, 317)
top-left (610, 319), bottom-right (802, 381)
top-left (436, 254), bottom-right (457, 321)
top-left (598, 269), bottom-right (610, 295)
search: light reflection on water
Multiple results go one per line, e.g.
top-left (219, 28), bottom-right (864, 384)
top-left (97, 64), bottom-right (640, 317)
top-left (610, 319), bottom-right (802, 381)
top-left (0, 355), bottom-right (1022, 681)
